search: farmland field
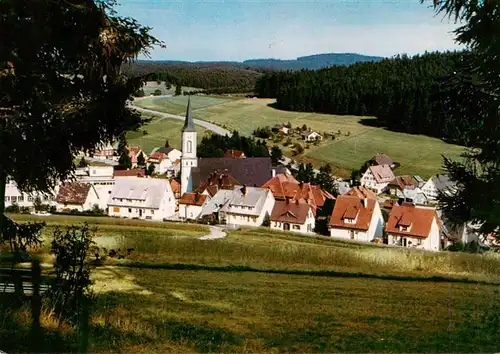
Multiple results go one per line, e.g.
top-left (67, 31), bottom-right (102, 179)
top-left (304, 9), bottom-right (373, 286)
top-left (141, 81), bottom-right (201, 96)
top-left (2, 214), bottom-right (500, 353)
top-left (134, 96), bottom-right (465, 178)
top-left (126, 115), bottom-right (209, 154)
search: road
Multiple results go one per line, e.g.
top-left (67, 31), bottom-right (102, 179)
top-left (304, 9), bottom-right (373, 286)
top-left (131, 96), bottom-right (233, 137)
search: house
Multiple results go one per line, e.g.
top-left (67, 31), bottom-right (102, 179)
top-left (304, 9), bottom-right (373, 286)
top-left (334, 181), bottom-right (351, 195)
top-left (271, 125), bottom-right (290, 135)
top-left (55, 182), bottom-right (100, 212)
top-left (261, 172), bottom-right (334, 211)
top-left (421, 174), bottom-right (456, 200)
top-left (387, 176), bottom-right (418, 197)
top-left (437, 209), bottom-right (481, 246)
top-left (113, 168), bottom-right (146, 178)
top-left (301, 131), bottom-right (322, 142)
top-left (199, 188), bottom-right (235, 223)
top-left (220, 185), bottom-right (275, 227)
top-left (414, 175), bottom-right (426, 188)
top-left (329, 187), bottom-right (384, 242)
top-left (128, 146), bottom-right (146, 168)
top-left (369, 153), bottom-right (398, 169)
top-left (74, 162), bottom-right (115, 209)
top-left (224, 150), bottom-right (246, 158)
top-left (5, 180), bottom-right (57, 210)
top-left (385, 203), bottom-right (442, 251)
top-left (92, 142), bottom-right (116, 161)
top-left (107, 177), bottom-right (176, 221)
top-left (270, 199), bottom-right (315, 234)
top-left (402, 188), bottom-right (428, 205)
top-left (148, 148), bottom-right (182, 175)
top-left (197, 171), bottom-right (240, 197)
top-left (178, 192), bottom-right (209, 220)
top-left (360, 165), bottom-right (395, 194)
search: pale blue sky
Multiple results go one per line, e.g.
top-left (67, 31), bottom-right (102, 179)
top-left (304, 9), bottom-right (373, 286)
top-left (116, 0), bottom-right (463, 61)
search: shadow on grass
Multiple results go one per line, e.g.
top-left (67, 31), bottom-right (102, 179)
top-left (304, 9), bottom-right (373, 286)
top-left (115, 261), bottom-right (500, 286)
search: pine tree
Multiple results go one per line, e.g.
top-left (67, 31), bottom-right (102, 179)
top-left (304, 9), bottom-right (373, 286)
top-left (164, 139), bottom-right (170, 148)
top-left (270, 146), bottom-right (283, 165)
top-left (175, 83), bottom-right (182, 96)
top-left (117, 134), bottom-right (132, 170)
top-left (137, 152), bottom-right (146, 167)
top-left (146, 163), bottom-right (155, 176)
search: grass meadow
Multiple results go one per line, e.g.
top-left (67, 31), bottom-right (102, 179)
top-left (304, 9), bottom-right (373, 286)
top-left (2, 214), bottom-right (500, 352)
top-left (134, 96), bottom-right (465, 178)
top-left (141, 81), bottom-right (200, 96)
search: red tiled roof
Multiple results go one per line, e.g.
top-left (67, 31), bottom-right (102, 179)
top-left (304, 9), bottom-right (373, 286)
top-left (114, 168), bottom-right (146, 177)
top-left (178, 192), bottom-right (207, 206)
top-left (385, 204), bottom-right (441, 238)
top-left (368, 165), bottom-right (395, 183)
top-left (372, 153), bottom-right (394, 166)
top-left (224, 149), bottom-right (246, 158)
top-left (197, 171), bottom-right (240, 197)
top-left (271, 199), bottom-right (312, 224)
top-left (149, 151), bottom-right (167, 162)
top-left (56, 182), bottom-right (92, 205)
top-left (345, 186), bottom-right (377, 200)
top-left (170, 179), bottom-right (180, 194)
top-left (329, 195), bottom-right (377, 231)
top-left (388, 176), bottom-right (417, 191)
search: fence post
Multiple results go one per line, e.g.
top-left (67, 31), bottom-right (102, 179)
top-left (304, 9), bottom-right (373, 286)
top-left (31, 259), bottom-right (41, 350)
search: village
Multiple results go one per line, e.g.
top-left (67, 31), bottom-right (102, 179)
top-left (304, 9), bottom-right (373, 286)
top-left (4, 99), bottom-right (486, 252)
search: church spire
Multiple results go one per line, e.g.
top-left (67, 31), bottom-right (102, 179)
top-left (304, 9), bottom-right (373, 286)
top-left (182, 96), bottom-right (196, 132)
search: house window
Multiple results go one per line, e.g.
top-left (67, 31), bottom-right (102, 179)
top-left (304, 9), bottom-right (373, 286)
top-left (113, 207), bottom-right (120, 213)
top-left (416, 238), bottom-right (422, 245)
top-left (399, 225), bottom-right (409, 232)
top-left (28, 196), bottom-right (33, 202)
top-left (292, 225), bottom-right (300, 230)
top-left (151, 210), bottom-right (154, 215)
top-left (18, 196), bottom-right (24, 202)
top-left (187, 140), bottom-right (192, 153)
top-left (128, 208), bottom-right (132, 213)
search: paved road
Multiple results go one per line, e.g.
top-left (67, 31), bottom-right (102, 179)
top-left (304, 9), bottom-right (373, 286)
top-left (131, 96), bottom-right (233, 137)
top-left (199, 226), bottom-right (227, 240)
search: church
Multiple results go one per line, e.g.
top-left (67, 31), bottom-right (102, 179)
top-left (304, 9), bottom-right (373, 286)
top-left (179, 97), bottom-right (277, 196)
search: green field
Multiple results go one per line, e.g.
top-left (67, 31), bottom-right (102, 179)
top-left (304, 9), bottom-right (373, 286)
top-left (126, 116), bottom-right (209, 155)
top-left (2, 214), bottom-right (500, 353)
top-left (141, 81), bottom-right (201, 96)
top-left (134, 96), bottom-right (465, 178)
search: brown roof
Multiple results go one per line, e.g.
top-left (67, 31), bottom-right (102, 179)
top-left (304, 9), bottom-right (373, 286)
top-left (170, 179), bottom-right (180, 194)
top-left (368, 165), bottom-right (395, 183)
top-left (372, 153), bottom-right (394, 166)
top-left (224, 149), bottom-right (245, 158)
top-left (193, 157), bottom-right (272, 190)
top-left (149, 151), bottom-right (167, 162)
top-left (388, 176), bottom-right (417, 191)
top-left (271, 199), bottom-right (312, 225)
top-left (114, 168), bottom-right (146, 177)
top-left (178, 192), bottom-right (207, 206)
top-left (385, 204), bottom-right (441, 238)
top-left (329, 195), bottom-right (377, 231)
top-left (261, 173), bottom-right (333, 210)
top-left (345, 186), bottom-right (377, 200)
top-left (197, 171), bottom-right (240, 197)
top-left (56, 182), bottom-right (92, 205)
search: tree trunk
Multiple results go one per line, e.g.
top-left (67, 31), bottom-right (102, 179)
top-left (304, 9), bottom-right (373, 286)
top-left (0, 117), bottom-right (5, 241)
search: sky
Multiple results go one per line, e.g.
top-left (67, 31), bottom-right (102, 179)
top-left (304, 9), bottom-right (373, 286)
top-left (116, 0), bottom-right (464, 62)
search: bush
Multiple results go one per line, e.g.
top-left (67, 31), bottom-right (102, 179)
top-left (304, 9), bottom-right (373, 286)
top-left (252, 126), bottom-right (272, 139)
top-left (293, 143), bottom-right (304, 155)
top-left (5, 203), bottom-right (20, 213)
top-left (283, 137), bottom-right (292, 146)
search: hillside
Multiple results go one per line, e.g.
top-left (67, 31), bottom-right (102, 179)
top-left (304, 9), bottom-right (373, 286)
top-left (2, 214), bottom-right (500, 353)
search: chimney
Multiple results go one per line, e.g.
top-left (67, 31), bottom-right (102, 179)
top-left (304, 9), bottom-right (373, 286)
top-left (295, 198), bottom-right (299, 205)
top-left (272, 168), bottom-right (276, 178)
top-left (242, 185), bottom-right (247, 195)
top-left (362, 198), bottom-right (368, 208)
top-left (286, 198), bottom-right (289, 204)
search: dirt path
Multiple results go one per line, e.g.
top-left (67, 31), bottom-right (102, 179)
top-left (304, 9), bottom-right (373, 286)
top-left (199, 226), bottom-right (227, 240)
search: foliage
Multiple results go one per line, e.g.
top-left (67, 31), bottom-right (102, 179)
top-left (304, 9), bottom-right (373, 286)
top-left (136, 151), bottom-right (146, 167)
top-left (117, 134), bottom-right (132, 170)
top-left (146, 163), bottom-right (155, 176)
top-left (315, 164), bottom-right (338, 196)
top-left (135, 89), bottom-right (145, 97)
top-left (77, 157), bottom-right (88, 168)
top-left (164, 139), bottom-right (170, 148)
top-left (252, 126), bottom-right (272, 139)
top-left (255, 51), bottom-right (469, 143)
top-left (1, 216), bottom-right (45, 261)
top-left (48, 223), bottom-right (96, 325)
top-left (197, 131), bottom-right (269, 158)
top-left (175, 83), bottom-right (182, 96)
top-left (5, 203), bottom-right (19, 214)
top-left (432, 0), bottom-right (500, 234)
top-left (292, 143), bottom-right (304, 155)
top-left (153, 89), bottom-right (162, 96)
top-left (270, 145), bottom-right (283, 165)
top-left (261, 213), bottom-right (270, 227)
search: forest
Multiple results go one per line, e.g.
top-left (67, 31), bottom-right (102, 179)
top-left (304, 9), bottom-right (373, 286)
top-left (121, 61), bottom-right (267, 93)
top-left (254, 51), bottom-right (471, 143)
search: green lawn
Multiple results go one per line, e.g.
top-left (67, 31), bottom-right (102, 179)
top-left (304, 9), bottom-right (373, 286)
top-left (2, 214), bottom-right (500, 353)
top-left (141, 82), bottom-right (201, 96)
top-left (134, 96), bottom-right (465, 178)
top-left (126, 116), bottom-right (208, 155)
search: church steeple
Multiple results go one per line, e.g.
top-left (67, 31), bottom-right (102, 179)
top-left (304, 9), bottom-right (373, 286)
top-left (182, 96), bottom-right (196, 133)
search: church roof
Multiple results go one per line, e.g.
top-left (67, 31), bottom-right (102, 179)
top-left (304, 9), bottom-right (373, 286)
top-left (182, 96), bottom-right (196, 133)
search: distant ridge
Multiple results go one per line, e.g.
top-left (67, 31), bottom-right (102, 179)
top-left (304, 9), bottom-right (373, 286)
top-left (139, 52), bottom-right (384, 71)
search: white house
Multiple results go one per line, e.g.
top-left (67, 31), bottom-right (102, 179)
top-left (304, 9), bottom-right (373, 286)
top-left (107, 177), bottom-right (176, 221)
top-left (385, 203), bottom-right (442, 251)
top-left (178, 192), bottom-right (209, 220)
top-left (220, 185), bottom-right (275, 227)
top-left (328, 188), bottom-right (384, 242)
top-left (74, 163), bottom-right (115, 210)
top-left (128, 146), bottom-right (146, 168)
top-left (148, 147), bottom-right (182, 175)
top-left (199, 188), bottom-right (235, 222)
top-left (421, 174), bottom-right (456, 200)
top-left (270, 199), bottom-right (315, 234)
top-left (92, 142), bottom-right (116, 161)
top-left (360, 164), bottom-right (395, 194)
top-left (5, 180), bottom-right (57, 210)
top-left (301, 131), bottom-right (322, 142)
top-left (55, 182), bottom-right (100, 212)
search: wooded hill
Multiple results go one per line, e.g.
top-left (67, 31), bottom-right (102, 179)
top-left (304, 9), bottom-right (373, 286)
top-left (254, 51), bottom-right (470, 144)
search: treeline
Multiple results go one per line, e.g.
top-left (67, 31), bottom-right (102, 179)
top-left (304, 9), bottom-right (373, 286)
top-left (122, 61), bottom-right (268, 92)
top-left (255, 51), bottom-right (472, 143)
